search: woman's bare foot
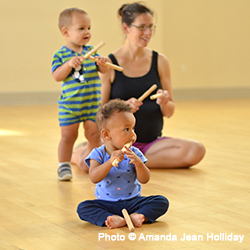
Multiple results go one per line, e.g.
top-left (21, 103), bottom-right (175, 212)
top-left (71, 144), bottom-right (89, 172)
top-left (105, 215), bottom-right (126, 229)
top-left (130, 213), bottom-right (146, 227)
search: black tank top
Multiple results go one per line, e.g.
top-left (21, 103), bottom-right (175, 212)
top-left (109, 51), bottom-right (163, 143)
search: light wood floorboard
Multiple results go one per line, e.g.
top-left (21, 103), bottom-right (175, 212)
top-left (0, 99), bottom-right (249, 250)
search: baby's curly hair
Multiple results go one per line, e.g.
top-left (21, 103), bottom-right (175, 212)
top-left (96, 99), bottom-right (132, 133)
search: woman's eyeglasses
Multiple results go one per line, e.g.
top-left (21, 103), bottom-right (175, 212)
top-left (130, 24), bottom-right (156, 32)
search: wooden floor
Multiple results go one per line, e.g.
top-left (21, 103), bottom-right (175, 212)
top-left (0, 99), bottom-right (250, 250)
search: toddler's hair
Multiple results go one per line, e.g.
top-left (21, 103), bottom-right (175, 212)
top-left (58, 7), bottom-right (87, 31)
top-left (96, 99), bottom-right (132, 132)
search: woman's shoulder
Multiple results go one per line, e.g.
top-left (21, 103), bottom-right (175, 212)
top-left (156, 51), bottom-right (169, 62)
top-left (112, 47), bottom-right (125, 59)
top-left (156, 51), bottom-right (170, 69)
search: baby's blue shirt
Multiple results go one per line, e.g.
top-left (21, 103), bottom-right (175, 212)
top-left (85, 144), bottom-right (147, 201)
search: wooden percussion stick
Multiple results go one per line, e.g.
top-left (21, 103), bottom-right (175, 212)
top-left (150, 92), bottom-right (163, 100)
top-left (82, 41), bottom-right (105, 59)
top-left (88, 56), bottom-right (123, 71)
top-left (138, 84), bottom-right (157, 102)
top-left (112, 141), bottom-right (133, 166)
top-left (122, 209), bottom-right (135, 232)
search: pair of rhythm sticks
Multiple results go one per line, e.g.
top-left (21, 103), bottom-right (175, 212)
top-left (82, 41), bottom-right (123, 71)
top-left (138, 84), bottom-right (163, 101)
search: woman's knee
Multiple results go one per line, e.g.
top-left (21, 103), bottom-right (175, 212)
top-left (186, 141), bottom-right (206, 166)
top-left (193, 142), bottom-right (206, 163)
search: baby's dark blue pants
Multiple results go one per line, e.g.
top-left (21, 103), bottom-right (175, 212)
top-left (77, 195), bottom-right (169, 227)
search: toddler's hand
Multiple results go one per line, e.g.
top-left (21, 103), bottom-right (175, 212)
top-left (67, 56), bottom-right (83, 69)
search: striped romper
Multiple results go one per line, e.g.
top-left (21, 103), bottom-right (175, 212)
top-left (51, 45), bottom-right (101, 126)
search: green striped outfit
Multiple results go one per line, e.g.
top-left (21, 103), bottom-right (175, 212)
top-left (52, 45), bottom-right (101, 126)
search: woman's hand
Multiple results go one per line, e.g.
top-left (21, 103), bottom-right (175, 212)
top-left (155, 89), bottom-right (170, 107)
top-left (95, 56), bottom-right (109, 73)
top-left (154, 89), bottom-right (174, 118)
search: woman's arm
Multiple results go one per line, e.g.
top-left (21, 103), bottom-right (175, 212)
top-left (96, 56), bottom-right (109, 74)
top-left (100, 58), bottom-right (114, 105)
top-left (157, 53), bottom-right (175, 118)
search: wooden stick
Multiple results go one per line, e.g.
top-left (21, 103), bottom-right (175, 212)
top-left (112, 141), bottom-right (133, 166)
top-left (82, 41), bottom-right (105, 59)
top-left (138, 84), bottom-right (157, 102)
top-left (122, 209), bottom-right (135, 232)
top-left (89, 56), bottom-right (123, 71)
top-left (150, 92), bottom-right (163, 100)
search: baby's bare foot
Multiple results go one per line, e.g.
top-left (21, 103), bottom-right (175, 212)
top-left (105, 215), bottom-right (126, 229)
top-left (130, 213), bottom-right (146, 227)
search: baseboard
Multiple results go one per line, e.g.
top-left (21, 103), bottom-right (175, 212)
top-left (0, 92), bottom-right (60, 106)
top-left (0, 88), bottom-right (249, 106)
top-left (173, 87), bottom-right (250, 100)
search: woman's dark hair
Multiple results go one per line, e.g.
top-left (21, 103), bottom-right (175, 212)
top-left (118, 2), bottom-right (154, 26)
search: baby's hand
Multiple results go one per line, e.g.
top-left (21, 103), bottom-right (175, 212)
top-left (123, 147), bottom-right (141, 165)
top-left (110, 150), bottom-right (124, 167)
top-left (67, 56), bottom-right (83, 69)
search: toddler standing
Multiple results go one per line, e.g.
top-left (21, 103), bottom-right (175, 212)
top-left (51, 8), bottom-right (108, 180)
